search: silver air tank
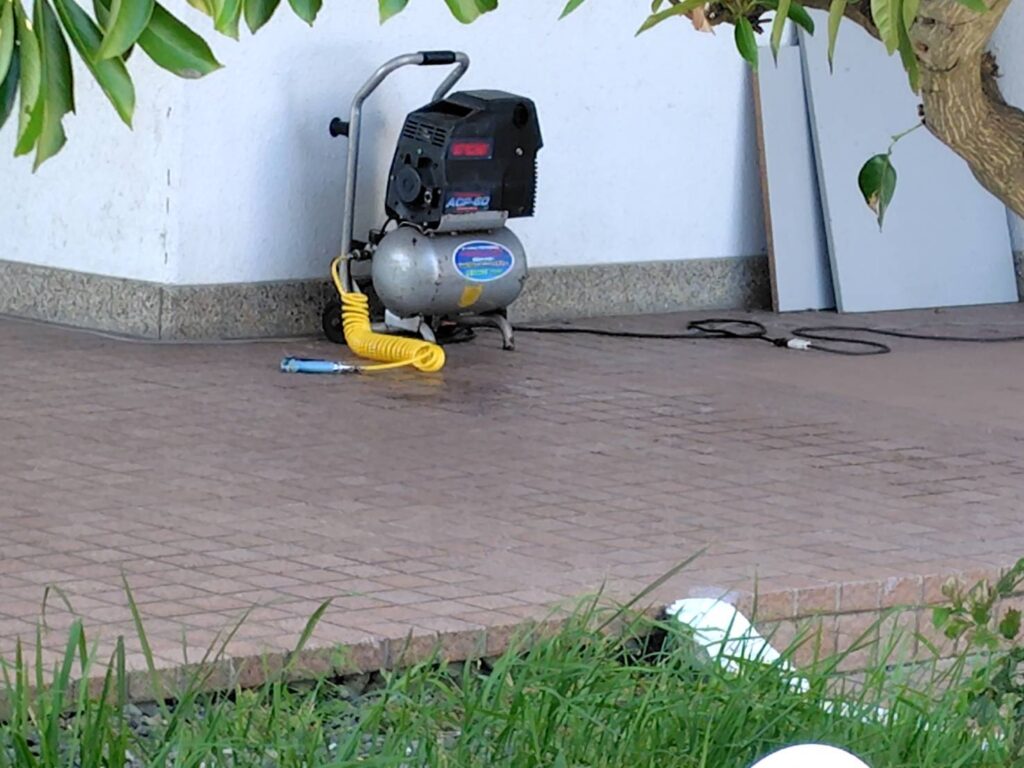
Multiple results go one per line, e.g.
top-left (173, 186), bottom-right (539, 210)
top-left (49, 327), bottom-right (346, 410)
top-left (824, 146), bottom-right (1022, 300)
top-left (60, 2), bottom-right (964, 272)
top-left (371, 225), bottom-right (527, 318)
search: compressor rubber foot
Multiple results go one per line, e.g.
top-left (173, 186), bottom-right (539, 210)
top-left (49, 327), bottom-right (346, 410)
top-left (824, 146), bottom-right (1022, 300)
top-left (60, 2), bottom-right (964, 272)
top-left (456, 313), bottom-right (515, 351)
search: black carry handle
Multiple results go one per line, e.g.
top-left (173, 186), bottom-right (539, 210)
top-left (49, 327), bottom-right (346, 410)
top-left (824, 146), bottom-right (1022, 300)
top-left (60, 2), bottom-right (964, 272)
top-left (419, 50), bottom-right (457, 65)
top-left (329, 117), bottom-right (349, 138)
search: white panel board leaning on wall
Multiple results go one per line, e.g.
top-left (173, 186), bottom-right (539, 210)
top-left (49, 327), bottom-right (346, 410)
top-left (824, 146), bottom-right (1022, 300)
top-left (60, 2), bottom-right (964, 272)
top-left (753, 45), bottom-right (835, 312)
top-left (799, 16), bottom-right (1017, 313)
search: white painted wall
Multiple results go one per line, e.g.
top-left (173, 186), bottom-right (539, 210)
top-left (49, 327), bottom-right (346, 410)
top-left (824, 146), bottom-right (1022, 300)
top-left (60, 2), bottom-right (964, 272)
top-left (173, 0), bottom-right (766, 284)
top-left (991, 2), bottom-right (1024, 250)
top-left (0, 62), bottom-right (183, 283)
top-left (3, 0), bottom-right (1019, 286)
top-left (1, 0), bottom-right (766, 284)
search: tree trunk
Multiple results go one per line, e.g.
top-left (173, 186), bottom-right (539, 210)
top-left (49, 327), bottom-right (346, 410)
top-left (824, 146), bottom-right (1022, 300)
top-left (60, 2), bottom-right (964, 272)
top-left (911, 0), bottom-right (1024, 219)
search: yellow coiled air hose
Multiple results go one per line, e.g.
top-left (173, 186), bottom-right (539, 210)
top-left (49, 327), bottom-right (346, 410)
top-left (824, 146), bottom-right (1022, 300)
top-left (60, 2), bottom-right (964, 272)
top-left (330, 257), bottom-right (446, 372)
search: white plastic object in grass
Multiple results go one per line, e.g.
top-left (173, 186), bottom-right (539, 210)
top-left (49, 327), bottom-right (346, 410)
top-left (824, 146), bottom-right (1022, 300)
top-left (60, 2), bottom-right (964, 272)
top-left (668, 598), bottom-right (892, 725)
top-left (750, 744), bottom-right (870, 768)
top-left (665, 598), bottom-right (810, 692)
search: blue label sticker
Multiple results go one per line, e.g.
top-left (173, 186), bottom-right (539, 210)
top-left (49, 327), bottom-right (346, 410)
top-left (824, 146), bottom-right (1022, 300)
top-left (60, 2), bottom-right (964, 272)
top-left (453, 241), bottom-right (515, 283)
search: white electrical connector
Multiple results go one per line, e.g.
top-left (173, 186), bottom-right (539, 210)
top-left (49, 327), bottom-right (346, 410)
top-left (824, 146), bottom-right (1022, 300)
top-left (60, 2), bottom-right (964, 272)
top-left (786, 338), bottom-right (812, 351)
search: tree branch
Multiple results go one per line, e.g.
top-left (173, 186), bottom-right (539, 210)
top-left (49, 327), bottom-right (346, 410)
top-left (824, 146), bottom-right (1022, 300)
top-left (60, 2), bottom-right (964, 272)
top-left (695, 0), bottom-right (880, 37)
top-left (911, 0), bottom-right (1024, 218)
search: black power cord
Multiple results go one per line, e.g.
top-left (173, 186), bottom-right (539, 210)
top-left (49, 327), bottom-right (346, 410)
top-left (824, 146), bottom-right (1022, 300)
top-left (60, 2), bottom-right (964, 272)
top-left (515, 318), bottom-right (887, 356)
top-left (791, 324), bottom-right (1024, 346)
top-left (514, 318), bottom-right (1024, 357)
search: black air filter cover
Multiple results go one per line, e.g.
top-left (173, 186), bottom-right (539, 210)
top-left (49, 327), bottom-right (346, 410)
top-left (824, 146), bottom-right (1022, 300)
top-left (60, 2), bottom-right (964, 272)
top-left (385, 90), bottom-right (542, 229)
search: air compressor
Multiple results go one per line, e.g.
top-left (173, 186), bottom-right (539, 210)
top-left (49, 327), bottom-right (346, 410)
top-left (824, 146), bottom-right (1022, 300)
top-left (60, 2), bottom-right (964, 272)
top-left (320, 51), bottom-right (542, 371)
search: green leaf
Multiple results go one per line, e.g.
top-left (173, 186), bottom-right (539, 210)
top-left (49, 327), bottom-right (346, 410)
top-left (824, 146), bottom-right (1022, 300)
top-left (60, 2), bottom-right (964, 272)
top-left (999, 609), bottom-right (1021, 641)
top-left (97, 0), bottom-right (151, 57)
top-left (941, 577), bottom-right (961, 601)
top-left (760, 0), bottom-right (814, 32)
top-left (896, 4), bottom-right (918, 91)
top-left (377, 0), bottom-right (406, 22)
top-left (973, 625), bottom-right (998, 650)
top-left (734, 16), bottom-right (758, 70)
top-left (969, 695), bottom-right (1001, 726)
top-left (770, 0), bottom-right (791, 59)
top-left (0, 42), bottom-right (17, 130)
top-left (951, 0), bottom-right (987, 11)
top-left (0, 33), bottom-right (15, 129)
top-left (996, 558), bottom-right (1024, 596)
top-left (33, 0), bottom-right (74, 169)
top-left (211, 0), bottom-right (240, 37)
top-left (286, 0), bottom-right (318, 24)
top-left (858, 153), bottom-right (897, 228)
top-left (290, 599), bottom-right (330, 658)
top-left (559, 0), bottom-right (585, 18)
top-left (184, 0), bottom-right (210, 14)
top-left (786, 2), bottom-right (814, 32)
top-left (53, 0), bottom-right (134, 124)
top-left (0, 0), bottom-right (14, 85)
top-left (442, 0), bottom-right (488, 23)
top-left (943, 616), bottom-right (970, 640)
top-left (870, 0), bottom-right (899, 53)
top-left (12, 0), bottom-right (42, 155)
top-left (902, 0), bottom-right (918, 31)
top-left (136, 2), bottom-right (220, 78)
top-left (932, 606), bottom-right (952, 629)
top-left (827, 0), bottom-right (845, 68)
top-left (636, 0), bottom-right (705, 34)
top-left (651, 0), bottom-right (664, 10)
top-left (244, 0), bottom-right (279, 30)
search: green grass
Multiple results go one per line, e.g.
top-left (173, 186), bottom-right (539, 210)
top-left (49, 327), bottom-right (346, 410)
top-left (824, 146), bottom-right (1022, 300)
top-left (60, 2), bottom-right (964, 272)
top-left (0, 591), bottom-right (1010, 768)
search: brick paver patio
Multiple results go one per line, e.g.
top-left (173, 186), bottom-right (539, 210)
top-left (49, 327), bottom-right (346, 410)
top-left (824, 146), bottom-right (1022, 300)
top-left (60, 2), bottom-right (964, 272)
top-left (3, 305), bottom-right (1024, 689)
